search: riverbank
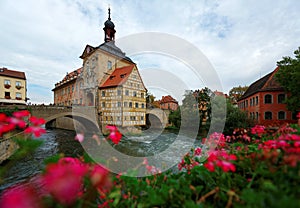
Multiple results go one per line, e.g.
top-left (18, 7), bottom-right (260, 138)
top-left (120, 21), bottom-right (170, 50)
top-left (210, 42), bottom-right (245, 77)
top-left (0, 136), bottom-right (42, 185)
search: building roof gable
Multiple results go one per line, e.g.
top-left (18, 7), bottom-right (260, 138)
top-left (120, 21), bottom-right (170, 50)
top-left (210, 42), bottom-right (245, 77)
top-left (159, 95), bottom-right (178, 104)
top-left (239, 67), bottom-right (283, 100)
top-left (0, 67), bottom-right (26, 80)
top-left (79, 45), bottom-right (96, 59)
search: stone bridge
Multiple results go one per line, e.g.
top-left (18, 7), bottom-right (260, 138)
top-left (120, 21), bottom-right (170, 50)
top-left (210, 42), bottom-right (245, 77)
top-left (29, 106), bottom-right (170, 130)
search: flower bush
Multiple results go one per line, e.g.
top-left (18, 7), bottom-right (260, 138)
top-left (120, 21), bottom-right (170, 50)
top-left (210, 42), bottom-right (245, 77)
top-left (0, 110), bottom-right (46, 137)
top-left (0, 112), bottom-right (300, 207)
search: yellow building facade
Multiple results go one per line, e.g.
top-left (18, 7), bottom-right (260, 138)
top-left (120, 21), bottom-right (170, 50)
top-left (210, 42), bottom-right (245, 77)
top-left (52, 8), bottom-right (147, 127)
top-left (0, 67), bottom-right (27, 105)
top-left (99, 65), bottom-right (146, 126)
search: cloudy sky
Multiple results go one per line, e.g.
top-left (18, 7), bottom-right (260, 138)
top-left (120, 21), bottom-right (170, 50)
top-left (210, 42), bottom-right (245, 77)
top-left (1, 0), bottom-right (299, 104)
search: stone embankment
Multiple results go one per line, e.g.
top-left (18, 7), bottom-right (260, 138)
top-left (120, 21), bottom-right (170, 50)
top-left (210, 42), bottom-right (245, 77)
top-left (0, 137), bottom-right (19, 164)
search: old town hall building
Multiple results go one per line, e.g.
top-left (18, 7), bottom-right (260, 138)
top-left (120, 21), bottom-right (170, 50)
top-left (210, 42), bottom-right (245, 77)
top-left (52, 8), bottom-right (147, 127)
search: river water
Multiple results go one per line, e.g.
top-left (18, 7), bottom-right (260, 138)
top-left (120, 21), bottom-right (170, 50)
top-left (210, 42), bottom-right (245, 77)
top-left (0, 129), bottom-right (83, 193)
top-left (0, 128), bottom-right (200, 193)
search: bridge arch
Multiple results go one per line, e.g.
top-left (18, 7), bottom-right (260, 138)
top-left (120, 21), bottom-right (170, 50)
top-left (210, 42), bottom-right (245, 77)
top-left (30, 106), bottom-right (99, 132)
top-left (145, 108), bottom-right (169, 129)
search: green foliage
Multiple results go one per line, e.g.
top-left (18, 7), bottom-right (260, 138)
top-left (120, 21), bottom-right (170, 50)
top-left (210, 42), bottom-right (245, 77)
top-left (276, 46), bottom-right (300, 112)
top-left (228, 85), bottom-right (248, 103)
top-left (107, 126), bottom-right (300, 208)
top-left (223, 100), bottom-right (254, 135)
top-left (146, 92), bottom-right (158, 108)
top-left (0, 137), bottom-right (43, 181)
top-left (180, 88), bottom-right (214, 133)
top-left (168, 108), bottom-right (181, 128)
top-left (10, 138), bottom-right (43, 160)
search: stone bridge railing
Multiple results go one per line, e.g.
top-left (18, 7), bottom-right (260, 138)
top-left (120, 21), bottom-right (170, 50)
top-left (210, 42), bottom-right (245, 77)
top-left (30, 106), bottom-right (73, 120)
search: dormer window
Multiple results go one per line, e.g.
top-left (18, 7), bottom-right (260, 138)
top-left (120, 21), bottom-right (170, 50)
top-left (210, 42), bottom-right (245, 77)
top-left (107, 61), bottom-right (112, 70)
top-left (120, 74), bottom-right (126, 78)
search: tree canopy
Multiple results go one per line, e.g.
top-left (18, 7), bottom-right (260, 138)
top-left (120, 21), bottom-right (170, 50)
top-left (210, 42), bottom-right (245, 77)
top-left (229, 85), bottom-right (248, 103)
top-left (276, 47), bottom-right (300, 112)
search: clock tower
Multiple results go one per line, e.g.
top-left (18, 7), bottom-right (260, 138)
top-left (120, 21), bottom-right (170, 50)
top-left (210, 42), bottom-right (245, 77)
top-left (103, 7), bottom-right (116, 43)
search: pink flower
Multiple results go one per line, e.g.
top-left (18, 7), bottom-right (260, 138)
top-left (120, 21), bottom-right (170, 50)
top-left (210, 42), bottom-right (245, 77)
top-left (0, 113), bottom-right (7, 122)
top-left (7, 117), bottom-right (26, 129)
top-left (0, 184), bottom-right (43, 208)
top-left (24, 126), bottom-right (46, 137)
top-left (143, 158), bottom-right (148, 165)
top-left (12, 110), bottom-right (30, 118)
top-left (194, 147), bottom-right (202, 156)
top-left (217, 161), bottom-right (236, 172)
top-left (24, 116), bottom-right (46, 137)
top-left (204, 161), bottom-right (215, 172)
top-left (42, 157), bottom-right (88, 205)
top-left (106, 125), bottom-right (122, 144)
top-left (92, 134), bottom-right (101, 145)
top-left (0, 123), bottom-right (15, 136)
top-left (294, 141), bottom-right (300, 147)
top-left (75, 133), bottom-right (84, 143)
top-left (106, 125), bottom-right (118, 131)
top-left (203, 150), bottom-right (237, 172)
top-left (29, 116), bottom-right (46, 126)
top-left (145, 164), bottom-right (161, 174)
top-left (90, 165), bottom-right (110, 188)
top-left (251, 125), bottom-right (265, 137)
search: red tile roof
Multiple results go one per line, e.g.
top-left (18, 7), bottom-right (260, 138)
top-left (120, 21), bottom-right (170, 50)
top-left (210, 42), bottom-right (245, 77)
top-left (213, 90), bottom-right (228, 98)
top-left (62, 67), bottom-right (82, 82)
top-left (100, 65), bottom-right (135, 88)
top-left (159, 95), bottom-right (178, 104)
top-left (239, 67), bottom-right (283, 100)
top-left (0, 67), bottom-right (26, 80)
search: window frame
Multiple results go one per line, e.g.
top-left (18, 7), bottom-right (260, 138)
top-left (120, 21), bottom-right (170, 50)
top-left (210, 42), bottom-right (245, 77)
top-left (278, 111), bottom-right (286, 120)
top-left (264, 94), bottom-right (272, 104)
top-left (264, 111), bottom-right (272, 120)
top-left (277, 94), bottom-right (285, 104)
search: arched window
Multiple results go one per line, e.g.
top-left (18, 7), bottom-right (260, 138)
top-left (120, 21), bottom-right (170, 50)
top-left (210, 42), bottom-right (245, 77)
top-left (278, 94), bottom-right (285, 104)
top-left (264, 111), bottom-right (272, 120)
top-left (256, 96), bottom-right (258, 105)
top-left (278, 111), bottom-right (285, 120)
top-left (256, 112), bottom-right (259, 120)
top-left (264, 94), bottom-right (272, 104)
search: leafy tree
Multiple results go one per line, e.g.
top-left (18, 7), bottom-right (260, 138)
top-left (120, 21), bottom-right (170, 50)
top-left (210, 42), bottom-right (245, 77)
top-left (276, 47), bottom-right (300, 112)
top-left (146, 92), bottom-right (156, 108)
top-left (229, 85), bottom-right (248, 103)
top-left (180, 88), bottom-right (225, 134)
top-left (180, 90), bottom-right (200, 131)
top-left (168, 108), bottom-right (181, 128)
top-left (223, 100), bottom-right (254, 135)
